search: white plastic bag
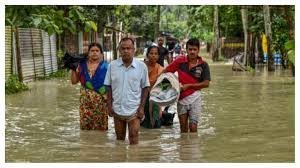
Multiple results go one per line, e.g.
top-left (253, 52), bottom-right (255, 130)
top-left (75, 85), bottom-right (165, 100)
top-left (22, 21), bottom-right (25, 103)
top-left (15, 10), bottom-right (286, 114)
top-left (150, 72), bottom-right (180, 106)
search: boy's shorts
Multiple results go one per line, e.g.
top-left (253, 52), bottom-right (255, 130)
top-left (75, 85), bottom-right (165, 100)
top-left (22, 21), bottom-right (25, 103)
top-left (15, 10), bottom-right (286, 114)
top-left (177, 96), bottom-right (201, 124)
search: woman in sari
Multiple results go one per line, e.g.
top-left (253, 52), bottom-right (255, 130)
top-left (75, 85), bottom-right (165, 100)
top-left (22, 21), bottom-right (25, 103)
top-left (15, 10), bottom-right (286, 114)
top-left (71, 42), bottom-right (109, 130)
top-left (141, 46), bottom-right (164, 128)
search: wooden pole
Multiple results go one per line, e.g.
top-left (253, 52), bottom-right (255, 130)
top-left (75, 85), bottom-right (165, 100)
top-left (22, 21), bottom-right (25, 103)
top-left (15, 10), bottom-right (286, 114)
top-left (15, 29), bottom-right (23, 82)
top-left (263, 5), bottom-right (274, 71)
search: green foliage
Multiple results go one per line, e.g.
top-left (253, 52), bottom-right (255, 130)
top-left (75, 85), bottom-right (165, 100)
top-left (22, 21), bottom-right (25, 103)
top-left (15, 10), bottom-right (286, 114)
top-left (37, 69), bottom-right (68, 80)
top-left (248, 6), bottom-right (264, 34)
top-left (271, 10), bottom-right (289, 52)
top-left (49, 69), bottom-right (68, 78)
top-left (159, 79), bottom-right (171, 91)
top-left (160, 6), bottom-right (189, 39)
top-left (171, 21), bottom-right (189, 39)
top-left (248, 6), bottom-right (294, 63)
top-left (285, 40), bottom-right (295, 65)
top-left (57, 49), bottom-right (64, 58)
top-left (187, 6), bottom-right (214, 42)
top-left (114, 5), bottom-right (189, 40)
top-left (117, 5), bottom-right (156, 39)
top-left (287, 50), bottom-right (295, 65)
top-left (68, 6), bottom-right (97, 32)
top-left (5, 6), bottom-right (97, 35)
top-left (5, 6), bottom-right (35, 30)
top-left (5, 75), bottom-right (29, 95)
top-left (6, 5), bottom-right (294, 62)
top-left (188, 5), bottom-right (243, 41)
top-left (219, 6), bottom-right (243, 37)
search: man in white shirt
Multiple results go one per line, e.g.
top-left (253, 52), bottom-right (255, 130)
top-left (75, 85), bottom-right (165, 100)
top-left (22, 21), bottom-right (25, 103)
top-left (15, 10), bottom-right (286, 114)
top-left (104, 37), bottom-right (150, 144)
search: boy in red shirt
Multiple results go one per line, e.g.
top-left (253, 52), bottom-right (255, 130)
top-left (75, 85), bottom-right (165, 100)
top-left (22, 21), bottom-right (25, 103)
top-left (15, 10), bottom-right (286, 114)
top-left (161, 38), bottom-right (211, 133)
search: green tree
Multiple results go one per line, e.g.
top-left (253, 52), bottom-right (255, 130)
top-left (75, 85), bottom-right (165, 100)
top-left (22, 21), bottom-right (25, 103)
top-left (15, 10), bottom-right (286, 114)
top-left (5, 5), bottom-right (97, 35)
top-left (187, 6), bottom-right (214, 42)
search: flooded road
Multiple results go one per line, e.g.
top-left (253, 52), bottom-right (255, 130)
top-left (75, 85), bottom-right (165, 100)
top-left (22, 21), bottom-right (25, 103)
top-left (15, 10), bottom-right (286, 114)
top-left (5, 65), bottom-right (294, 162)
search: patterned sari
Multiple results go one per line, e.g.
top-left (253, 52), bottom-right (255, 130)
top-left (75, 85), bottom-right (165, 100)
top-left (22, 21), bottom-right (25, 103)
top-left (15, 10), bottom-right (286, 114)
top-left (141, 96), bottom-right (161, 128)
top-left (141, 63), bottom-right (164, 128)
top-left (78, 60), bottom-right (109, 130)
top-left (79, 88), bottom-right (108, 130)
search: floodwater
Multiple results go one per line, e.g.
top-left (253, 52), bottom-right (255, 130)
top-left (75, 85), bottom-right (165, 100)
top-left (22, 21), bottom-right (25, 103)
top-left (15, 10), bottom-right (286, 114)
top-left (5, 65), bottom-right (294, 162)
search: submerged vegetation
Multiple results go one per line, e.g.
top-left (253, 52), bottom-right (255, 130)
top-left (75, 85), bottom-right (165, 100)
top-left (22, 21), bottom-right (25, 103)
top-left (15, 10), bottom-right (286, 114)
top-left (6, 70), bottom-right (69, 95)
top-left (37, 69), bottom-right (69, 80)
top-left (5, 75), bottom-right (29, 95)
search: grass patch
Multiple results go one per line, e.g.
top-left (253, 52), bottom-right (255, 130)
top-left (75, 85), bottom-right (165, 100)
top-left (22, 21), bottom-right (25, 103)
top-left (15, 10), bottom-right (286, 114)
top-left (37, 69), bottom-right (69, 80)
top-left (5, 75), bottom-right (29, 95)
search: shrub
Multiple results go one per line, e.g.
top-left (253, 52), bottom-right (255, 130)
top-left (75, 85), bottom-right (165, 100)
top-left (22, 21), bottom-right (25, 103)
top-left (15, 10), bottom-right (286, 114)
top-left (37, 69), bottom-right (68, 80)
top-left (5, 75), bottom-right (29, 95)
top-left (49, 69), bottom-right (68, 78)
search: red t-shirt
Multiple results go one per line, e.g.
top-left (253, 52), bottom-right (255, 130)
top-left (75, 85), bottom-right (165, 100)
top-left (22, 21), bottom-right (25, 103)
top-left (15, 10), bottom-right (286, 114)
top-left (165, 56), bottom-right (211, 99)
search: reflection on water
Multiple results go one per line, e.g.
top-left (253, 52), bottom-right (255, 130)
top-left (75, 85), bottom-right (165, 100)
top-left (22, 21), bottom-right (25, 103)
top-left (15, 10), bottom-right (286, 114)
top-left (5, 65), bottom-right (294, 162)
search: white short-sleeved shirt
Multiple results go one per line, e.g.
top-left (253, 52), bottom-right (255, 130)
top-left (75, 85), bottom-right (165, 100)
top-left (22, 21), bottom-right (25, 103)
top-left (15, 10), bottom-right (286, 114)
top-left (104, 58), bottom-right (150, 116)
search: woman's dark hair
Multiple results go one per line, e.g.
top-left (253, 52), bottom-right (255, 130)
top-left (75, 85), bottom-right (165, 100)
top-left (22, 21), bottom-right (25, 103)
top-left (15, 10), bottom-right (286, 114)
top-left (146, 45), bottom-right (159, 57)
top-left (186, 38), bottom-right (200, 50)
top-left (88, 42), bottom-right (103, 54)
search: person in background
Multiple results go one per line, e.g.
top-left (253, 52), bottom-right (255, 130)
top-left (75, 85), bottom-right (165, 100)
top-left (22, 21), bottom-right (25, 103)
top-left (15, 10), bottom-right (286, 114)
top-left (104, 37), bottom-right (150, 145)
top-left (161, 38), bottom-right (211, 133)
top-left (141, 46), bottom-right (164, 128)
top-left (174, 43), bottom-right (182, 59)
top-left (167, 38), bottom-right (176, 62)
top-left (70, 42), bottom-right (109, 130)
top-left (156, 36), bottom-right (170, 67)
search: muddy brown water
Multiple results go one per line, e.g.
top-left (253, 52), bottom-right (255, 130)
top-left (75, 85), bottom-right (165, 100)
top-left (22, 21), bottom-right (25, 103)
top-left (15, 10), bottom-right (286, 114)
top-left (5, 65), bottom-right (294, 162)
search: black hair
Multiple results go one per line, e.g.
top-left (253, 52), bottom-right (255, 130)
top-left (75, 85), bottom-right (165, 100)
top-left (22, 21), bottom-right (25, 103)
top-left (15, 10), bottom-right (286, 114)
top-left (119, 37), bottom-right (135, 46)
top-left (157, 36), bottom-right (164, 40)
top-left (88, 42), bottom-right (103, 54)
top-left (186, 38), bottom-right (200, 50)
top-left (146, 45), bottom-right (159, 58)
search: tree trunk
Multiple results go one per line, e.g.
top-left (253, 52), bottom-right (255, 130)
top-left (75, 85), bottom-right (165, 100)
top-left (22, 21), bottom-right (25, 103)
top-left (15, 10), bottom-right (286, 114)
top-left (206, 43), bottom-right (211, 53)
top-left (112, 16), bottom-right (117, 60)
top-left (155, 5), bottom-right (161, 39)
top-left (249, 33), bottom-right (256, 68)
top-left (211, 5), bottom-right (220, 62)
top-left (284, 6), bottom-right (294, 39)
top-left (241, 7), bottom-right (249, 66)
top-left (98, 22), bottom-right (105, 46)
top-left (263, 5), bottom-right (274, 71)
top-left (58, 34), bottom-right (61, 52)
top-left (254, 35), bottom-right (258, 65)
top-left (15, 29), bottom-right (23, 82)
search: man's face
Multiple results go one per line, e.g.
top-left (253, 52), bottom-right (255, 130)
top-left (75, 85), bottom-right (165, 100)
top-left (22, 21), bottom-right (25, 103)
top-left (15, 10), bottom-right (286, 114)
top-left (119, 39), bottom-right (135, 61)
top-left (157, 37), bottom-right (164, 46)
top-left (187, 45), bottom-right (199, 58)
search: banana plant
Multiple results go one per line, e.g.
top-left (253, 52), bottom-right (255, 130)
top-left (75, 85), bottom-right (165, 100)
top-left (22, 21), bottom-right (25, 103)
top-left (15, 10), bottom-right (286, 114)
top-left (5, 6), bottom-right (97, 34)
top-left (285, 40), bottom-right (295, 65)
top-left (68, 6), bottom-right (97, 32)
